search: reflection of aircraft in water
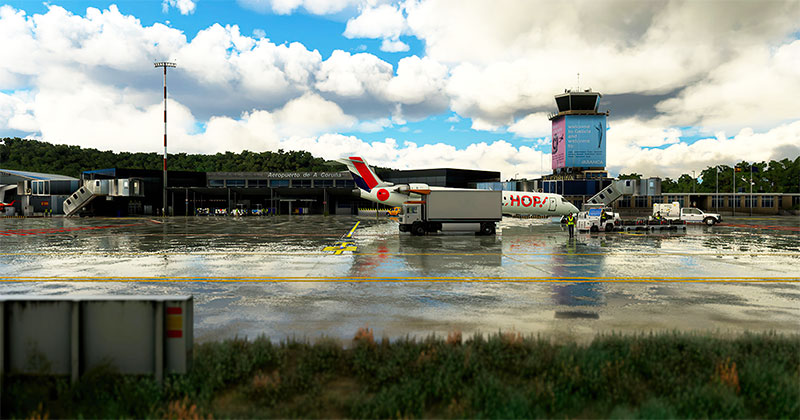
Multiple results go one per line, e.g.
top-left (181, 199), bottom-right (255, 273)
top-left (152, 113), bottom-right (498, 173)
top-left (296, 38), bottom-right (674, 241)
top-left (337, 157), bottom-right (578, 217)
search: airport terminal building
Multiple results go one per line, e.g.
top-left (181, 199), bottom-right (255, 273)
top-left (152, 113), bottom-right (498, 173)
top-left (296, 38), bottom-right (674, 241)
top-left (0, 166), bottom-right (502, 217)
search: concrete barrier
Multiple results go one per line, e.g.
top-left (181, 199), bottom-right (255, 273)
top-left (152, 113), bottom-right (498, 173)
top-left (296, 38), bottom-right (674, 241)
top-left (0, 296), bottom-right (192, 382)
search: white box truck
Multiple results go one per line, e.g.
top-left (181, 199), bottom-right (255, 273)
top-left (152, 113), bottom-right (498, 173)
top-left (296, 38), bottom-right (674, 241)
top-left (399, 190), bottom-right (502, 235)
top-left (653, 202), bottom-right (722, 226)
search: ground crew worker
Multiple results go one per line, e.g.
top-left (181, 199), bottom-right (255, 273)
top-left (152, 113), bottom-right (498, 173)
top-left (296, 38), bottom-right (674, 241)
top-left (566, 212), bottom-right (576, 238)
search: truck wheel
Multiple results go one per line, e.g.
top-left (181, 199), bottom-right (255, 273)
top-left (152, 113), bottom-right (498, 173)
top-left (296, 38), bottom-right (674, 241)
top-left (480, 222), bottom-right (496, 236)
top-left (704, 217), bottom-right (716, 226)
top-left (590, 225), bottom-right (599, 233)
top-left (399, 224), bottom-right (409, 232)
top-left (412, 223), bottom-right (426, 236)
top-left (604, 223), bottom-right (614, 232)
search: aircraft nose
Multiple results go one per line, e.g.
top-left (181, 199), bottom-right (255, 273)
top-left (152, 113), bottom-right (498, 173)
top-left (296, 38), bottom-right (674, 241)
top-left (568, 202), bottom-right (579, 214)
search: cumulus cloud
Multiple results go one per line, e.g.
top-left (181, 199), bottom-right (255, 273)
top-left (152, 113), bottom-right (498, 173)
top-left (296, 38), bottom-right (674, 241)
top-left (288, 134), bottom-right (552, 179)
top-left (607, 120), bottom-right (800, 179)
top-left (344, 4), bottom-right (406, 39)
top-left (507, 113), bottom-right (551, 138)
top-left (404, 0), bottom-right (800, 129)
top-left (0, 1), bottom-right (798, 181)
top-left (237, 0), bottom-right (357, 15)
top-left (162, 0), bottom-right (197, 15)
top-left (380, 39), bottom-right (409, 52)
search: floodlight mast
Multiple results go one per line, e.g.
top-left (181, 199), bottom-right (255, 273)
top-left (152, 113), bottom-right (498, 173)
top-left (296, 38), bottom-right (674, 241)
top-left (154, 61), bottom-right (176, 217)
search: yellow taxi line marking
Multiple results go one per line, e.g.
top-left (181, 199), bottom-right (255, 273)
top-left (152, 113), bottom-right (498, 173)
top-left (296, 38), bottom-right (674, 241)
top-left (345, 221), bottom-right (360, 239)
top-left (0, 252), bottom-right (796, 257)
top-left (0, 276), bottom-right (797, 283)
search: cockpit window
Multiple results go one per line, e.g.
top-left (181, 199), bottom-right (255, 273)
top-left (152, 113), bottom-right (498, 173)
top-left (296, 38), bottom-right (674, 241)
top-left (561, 197), bottom-right (569, 204)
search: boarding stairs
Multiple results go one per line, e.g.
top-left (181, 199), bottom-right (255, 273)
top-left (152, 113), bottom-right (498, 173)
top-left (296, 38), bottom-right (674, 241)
top-left (63, 182), bottom-right (104, 216)
top-left (583, 179), bottom-right (636, 209)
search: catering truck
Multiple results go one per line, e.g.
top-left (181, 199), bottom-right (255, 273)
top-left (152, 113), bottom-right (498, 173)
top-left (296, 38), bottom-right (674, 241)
top-left (653, 202), bottom-right (722, 226)
top-left (399, 190), bottom-right (502, 235)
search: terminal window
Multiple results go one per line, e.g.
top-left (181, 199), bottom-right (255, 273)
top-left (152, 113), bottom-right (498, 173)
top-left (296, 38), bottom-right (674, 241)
top-left (270, 180), bottom-right (290, 187)
top-left (635, 196), bottom-right (647, 208)
top-left (762, 196), bottom-right (774, 207)
top-left (667, 196), bottom-right (685, 206)
top-left (336, 180), bottom-right (355, 188)
top-left (292, 180), bottom-right (312, 188)
top-left (248, 180), bottom-right (268, 188)
top-left (226, 179), bottom-right (245, 187)
top-left (314, 180), bottom-right (334, 188)
top-left (209, 179), bottom-right (224, 187)
top-left (712, 197), bottom-right (724, 208)
top-left (744, 196), bottom-right (754, 208)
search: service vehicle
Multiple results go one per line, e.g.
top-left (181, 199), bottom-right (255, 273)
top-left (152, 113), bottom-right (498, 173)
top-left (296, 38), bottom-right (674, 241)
top-left (576, 205), bottom-right (622, 232)
top-left (386, 207), bottom-right (401, 216)
top-left (652, 202), bottom-right (722, 226)
top-left (399, 190), bottom-right (502, 235)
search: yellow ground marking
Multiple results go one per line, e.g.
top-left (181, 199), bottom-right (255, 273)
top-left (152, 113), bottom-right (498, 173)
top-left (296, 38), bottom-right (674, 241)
top-left (0, 276), bottom-right (797, 283)
top-left (322, 222), bottom-right (361, 254)
top-left (0, 252), bottom-right (796, 257)
top-left (345, 221), bottom-right (360, 239)
top-left (322, 242), bottom-right (358, 255)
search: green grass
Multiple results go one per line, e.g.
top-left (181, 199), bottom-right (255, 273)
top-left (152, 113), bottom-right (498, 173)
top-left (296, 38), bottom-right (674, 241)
top-left (5, 331), bottom-right (799, 419)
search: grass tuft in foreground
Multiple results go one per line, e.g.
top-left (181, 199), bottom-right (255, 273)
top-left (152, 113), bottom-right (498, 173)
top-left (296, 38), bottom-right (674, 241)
top-left (4, 331), bottom-right (799, 418)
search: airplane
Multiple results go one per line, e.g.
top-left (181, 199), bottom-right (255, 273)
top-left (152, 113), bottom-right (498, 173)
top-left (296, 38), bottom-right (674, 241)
top-left (0, 200), bottom-right (16, 210)
top-left (337, 157), bottom-right (579, 217)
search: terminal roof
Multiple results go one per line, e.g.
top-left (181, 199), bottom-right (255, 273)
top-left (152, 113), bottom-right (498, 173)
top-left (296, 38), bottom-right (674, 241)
top-left (0, 168), bottom-right (78, 183)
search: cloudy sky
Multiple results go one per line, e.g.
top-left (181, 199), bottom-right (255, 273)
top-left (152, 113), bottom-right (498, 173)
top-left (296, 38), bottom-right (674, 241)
top-left (1, 0), bottom-right (799, 179)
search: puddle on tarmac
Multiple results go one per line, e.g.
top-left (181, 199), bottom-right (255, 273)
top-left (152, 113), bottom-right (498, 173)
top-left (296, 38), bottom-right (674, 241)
top-left (1, 215), bottom-right (798, 342)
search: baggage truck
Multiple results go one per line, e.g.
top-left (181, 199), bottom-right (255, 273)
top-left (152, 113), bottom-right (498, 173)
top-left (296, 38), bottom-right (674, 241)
top-left (399, 190), bottom-right (502, 235)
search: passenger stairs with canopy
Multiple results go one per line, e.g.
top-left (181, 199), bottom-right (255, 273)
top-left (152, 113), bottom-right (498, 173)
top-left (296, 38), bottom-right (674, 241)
top-left (63, 178), bottom-right (144, 216)
top-left (583, 179), bottom-right (637, 209)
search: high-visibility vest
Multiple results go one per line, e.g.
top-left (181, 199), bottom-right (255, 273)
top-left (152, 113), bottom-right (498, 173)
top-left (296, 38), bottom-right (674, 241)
top-left (567, 216), bottom-right (575, 226)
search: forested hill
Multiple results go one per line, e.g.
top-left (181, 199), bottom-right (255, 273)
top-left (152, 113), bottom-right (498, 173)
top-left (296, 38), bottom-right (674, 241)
top-left (0, 138), bottom-right (347, 178)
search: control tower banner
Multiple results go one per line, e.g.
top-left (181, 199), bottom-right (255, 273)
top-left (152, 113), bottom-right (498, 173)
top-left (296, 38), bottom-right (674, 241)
top-left (551, 114), bottom-right (607, 170)
top-left (551, 116), bottom-right (566, 169)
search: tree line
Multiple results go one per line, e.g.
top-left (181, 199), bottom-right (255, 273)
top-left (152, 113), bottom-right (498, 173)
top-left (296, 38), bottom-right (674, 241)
top-left (620, 158), bottom-right (800, 194)
top-left (0, 138), bottom-right (348, 178)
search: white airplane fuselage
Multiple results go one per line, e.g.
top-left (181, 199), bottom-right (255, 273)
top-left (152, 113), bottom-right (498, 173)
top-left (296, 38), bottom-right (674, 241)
top-left (358, 186), bottom-right (578, 217)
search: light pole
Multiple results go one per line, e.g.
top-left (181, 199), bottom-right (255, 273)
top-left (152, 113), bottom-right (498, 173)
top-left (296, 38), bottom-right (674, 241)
top-left (154, 61), bottom-right (176, 217)
top-left (715, 166), bottom-right (719, 212)
top-left (732, 166), bottom-right (736, 217)
top-left (749, 163), bottom-right (753, 217)
top-left (692, 170), bottom-right (695, 194)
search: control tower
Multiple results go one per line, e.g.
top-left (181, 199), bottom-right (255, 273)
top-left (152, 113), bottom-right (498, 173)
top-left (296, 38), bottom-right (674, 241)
top-left (548, 89), bottom-right (608, 176)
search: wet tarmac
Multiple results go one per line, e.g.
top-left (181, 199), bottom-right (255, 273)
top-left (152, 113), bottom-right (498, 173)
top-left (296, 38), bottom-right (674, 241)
top-left (1, 215), bottom-right (798, 342)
